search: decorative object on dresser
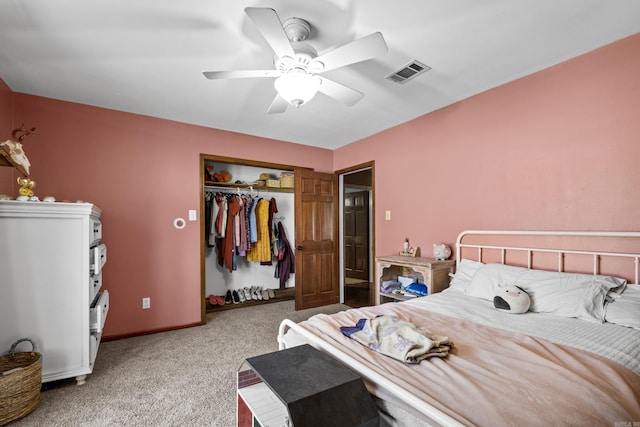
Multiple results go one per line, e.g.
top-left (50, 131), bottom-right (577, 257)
top-left (16, 177), bottom-right (36, 200)
top-left (0, 201), bottom-right (108, 385)
top-left (0, 124), bottom-right (37, 177)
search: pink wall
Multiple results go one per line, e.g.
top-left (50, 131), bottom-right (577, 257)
top-left (8, 95), bottom-right (332, 338)
top-left (335, 33), bottom-right (640, 259)
top-left (0, 78), bottom-right (15, 194)
top-left (3, 33), bottom-right (639, 338)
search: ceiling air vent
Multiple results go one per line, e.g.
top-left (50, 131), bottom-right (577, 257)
top-left (385, 60), bottom-right (431, 84)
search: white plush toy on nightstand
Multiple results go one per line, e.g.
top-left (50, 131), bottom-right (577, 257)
top-left (432, 244), bottom-right (451, 260)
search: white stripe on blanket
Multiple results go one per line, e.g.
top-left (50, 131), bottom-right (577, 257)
top-left (340, 315), bottom-right (453, 364)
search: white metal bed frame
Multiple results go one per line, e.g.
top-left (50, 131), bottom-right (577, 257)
top-left (278, 230), bottom-right (640, 427)
top-left (456, 230), bottom-right (640, 284)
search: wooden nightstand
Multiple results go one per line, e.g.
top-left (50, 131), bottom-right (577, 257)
top-left (375, 255), bottom-right (456, 304)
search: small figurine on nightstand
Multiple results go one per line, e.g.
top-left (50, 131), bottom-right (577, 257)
top-left (400, 238), bottom-right (420, 257)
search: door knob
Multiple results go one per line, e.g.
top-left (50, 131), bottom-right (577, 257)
top-left (297, 245), bottom-right (303, 250)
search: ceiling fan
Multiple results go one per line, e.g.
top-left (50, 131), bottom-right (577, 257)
top-left (203, 7), bottom-right (388, 114)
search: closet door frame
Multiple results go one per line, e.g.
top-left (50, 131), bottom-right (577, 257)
top-left (198, 154), bottom-right (311, 324)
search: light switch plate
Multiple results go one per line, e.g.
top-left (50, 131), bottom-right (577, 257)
top-left (188, 210), bottom-right (197, 221)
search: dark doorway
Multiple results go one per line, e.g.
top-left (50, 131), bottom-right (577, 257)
top-left (342, 168), bottom-right (373, 308)
top-left (344, 190), bottom-right (369, 281)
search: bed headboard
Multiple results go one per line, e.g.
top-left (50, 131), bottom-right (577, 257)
top-left (456, 230), bottom-right (640, 284)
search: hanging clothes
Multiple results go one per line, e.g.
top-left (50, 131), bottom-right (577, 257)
top-left (249, 196), bottom-right (259, 243)
top-left (247, 198), bottom-right (272, 262)
top-left (221, 195), bottom-right (241, 272)
top-left (261, 198), bottom-right (278, 266)
top-left (204, 194), bottom-right (214, 248)
top-left (237, 195), bottom-right (252, 256)
top-left (214, 193), bottom-right (230, 268)
top-left (234, 196), bottom-right (244, 255)
top-left (274, 221), bottom-right (295, 289)
top-left (216, 194), bottom-right (228, 238)
top-left (208, 192), bottom-right (223, 246)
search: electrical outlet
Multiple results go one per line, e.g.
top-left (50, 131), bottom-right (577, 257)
top-left (142, 297), bottom-right (150, 309)
top-left (188, 210), bottom-right (197, 221)
top-left (385, 210), bottom-right (391, 220)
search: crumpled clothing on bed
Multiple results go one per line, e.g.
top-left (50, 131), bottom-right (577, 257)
top-left (340, 315), bottom-right (454, 364)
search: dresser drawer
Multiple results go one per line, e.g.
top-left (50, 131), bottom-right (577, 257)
top-left (90, 243), bottom-right (107, 275)
top-left (89, 332), bottom-right (100, 370)
top-left (89, 272), bottom-right (103, 304)
top-left (90, 290), bottom-right (109, 334)
top-left (90, 218), bottom-right (102, 246)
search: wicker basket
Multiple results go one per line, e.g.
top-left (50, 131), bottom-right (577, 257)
top-left (280, 174), bottom-right (294, 188)
top-left (0, 339), bottom-right (42, 425)
top-left (266, 178), bottom-right (280, 188)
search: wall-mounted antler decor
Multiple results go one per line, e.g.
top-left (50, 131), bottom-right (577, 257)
top-left (11, 124), bottom-right (38, 142)
top-left (0, 123), bottom-right (37, 176)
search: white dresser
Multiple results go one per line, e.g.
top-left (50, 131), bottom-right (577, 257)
top-left (0, 201), bottom-right (109, 385)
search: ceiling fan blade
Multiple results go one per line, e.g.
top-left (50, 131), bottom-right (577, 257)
top-left (267, 93), bottom-right (289, 114)
top-left (311, 32), bottom-right (388, 73)
top-left (245, 7), bottom-right (295, 60)
top-left (203, 70), bottom-right (281, 79)
top-left (317, 77), bottom-right (364, 106)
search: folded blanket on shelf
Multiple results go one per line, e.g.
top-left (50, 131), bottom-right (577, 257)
top-left (380, 280), bottom-right (401, 293)
top-left (340, 315), bottom-right (453, 364)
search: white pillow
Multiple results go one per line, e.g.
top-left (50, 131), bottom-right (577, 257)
top-left (465, 264), bottom-right (530, 300)
top-left (465, 263), bottom-right (627, 322)
top-left (448, 259), bottom-right (484, 292)
top-left (605, 284), bottom-right (640, 329)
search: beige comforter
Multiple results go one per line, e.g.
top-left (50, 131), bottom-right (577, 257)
top-left (296, 302), bottom-right (640, 426)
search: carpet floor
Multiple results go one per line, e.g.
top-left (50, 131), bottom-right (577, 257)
top-left (10, 300), bottom-right (349, 427)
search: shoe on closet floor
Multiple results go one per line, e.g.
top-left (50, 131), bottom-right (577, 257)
top-left (209, 295), bottom-right (224, 306)
top-left (238, 289), bottom-right (246, 303)
top-left (232, 290), bottom-right (240, 304)
top-left (268, 289), bottom-right (276, 299)
top-left (253, 286), bottom-right (263, 300)
top-left (244, 287), bottom-right (253, 301)
top-left (261, 290), bottom-right (270, 300)
top-left (225, 290), bottom-right (233, 304)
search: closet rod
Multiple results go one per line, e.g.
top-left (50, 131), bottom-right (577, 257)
top-left (204, 185), bottom-right (289, 196)
top-left (205, 184), bottom-right (255, 194)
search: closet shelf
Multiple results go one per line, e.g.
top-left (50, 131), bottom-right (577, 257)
top-left (204, 181), bottom-right (294, 193)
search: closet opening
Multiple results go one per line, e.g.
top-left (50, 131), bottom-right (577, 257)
top-left (199, 154), bottom-right (299, 323)
top-left (337, 162), bottom-right (374, 308)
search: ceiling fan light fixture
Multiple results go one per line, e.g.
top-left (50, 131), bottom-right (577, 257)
top-left (274, 72), bottom-right (321, 108)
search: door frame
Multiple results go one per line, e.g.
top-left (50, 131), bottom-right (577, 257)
top-left (336, 161), bottom-right (375, 305)
top-left (198, 153), bottom-right (309, 324)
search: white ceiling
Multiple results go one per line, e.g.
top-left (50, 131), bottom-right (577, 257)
top-left (0, 1), bottom-right (639, 150)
